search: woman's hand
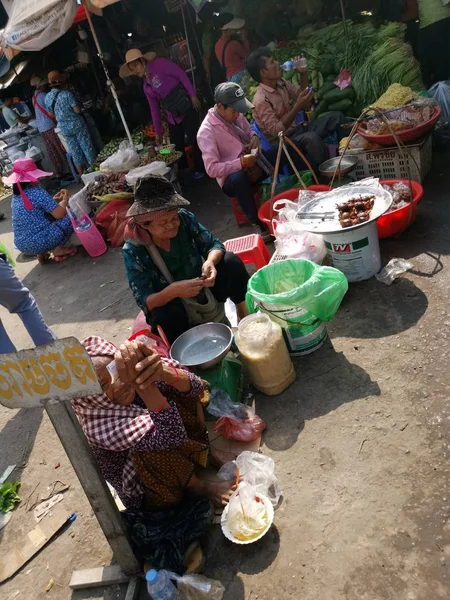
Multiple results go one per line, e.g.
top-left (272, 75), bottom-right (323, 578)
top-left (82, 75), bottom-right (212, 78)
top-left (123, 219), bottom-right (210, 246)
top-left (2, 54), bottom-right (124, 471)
top-left (246, 136), bottom-right (260, 152)
top-left (169, 279), bottom-right (204, 299)
top-left (54, 189), bottom-right (70, 203)
top-left (114, 341), bottom-right (145, 388)
top-left (201, 260), bottom-right (217, 288)
top-left (191, 95), bottom-right (201, 112)
top-left (241, 154), bottom-right (257, 169)
top-left (134, 341), bottom-right (165, 387)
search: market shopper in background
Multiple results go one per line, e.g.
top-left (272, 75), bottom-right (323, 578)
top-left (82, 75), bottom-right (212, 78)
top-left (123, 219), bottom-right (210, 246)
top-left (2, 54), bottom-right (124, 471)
top-left (416, 0), bottom-right (450, 84)
top-left (45, 70), bottom-right (97, 176)
top-left (0, 244), bottom-right (57, 354)
top-left (30, 76), bottom-right (68, 179)
top-left (2, 97), bottom-right (30, 128)
top-left (123, 176), bottom-right (250, 345)
top-left (197, 82), bottom-right (273, 243)
top-left (247, 47), bottom-right (345, 172)
top-left (214, 17), bottom-right (250, 84)
top-left (119, 49), bottom-right (204, 178)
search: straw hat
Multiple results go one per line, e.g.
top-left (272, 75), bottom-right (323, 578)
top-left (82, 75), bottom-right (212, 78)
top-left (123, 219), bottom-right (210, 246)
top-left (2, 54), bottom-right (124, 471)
top-left (119, 49), bottom-right (157, 78)
top-left (48, 70), bottom-right (66, 87)
top-left (222, 17), bottom-right (245, 30)
top-left (126, 175), bottom-right (189, 218)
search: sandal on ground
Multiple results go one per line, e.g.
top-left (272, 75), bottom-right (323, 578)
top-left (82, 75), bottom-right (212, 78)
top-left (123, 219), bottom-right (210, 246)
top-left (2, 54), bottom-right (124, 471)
top-left (53, 248), bottom-right (77, 262)
top-left (37, 253), bottom-right (51, 264)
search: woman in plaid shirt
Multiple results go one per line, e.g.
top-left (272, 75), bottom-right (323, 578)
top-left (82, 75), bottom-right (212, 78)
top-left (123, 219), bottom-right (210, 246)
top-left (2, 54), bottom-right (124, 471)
top-left (72, 335), bottom-right (236, 573)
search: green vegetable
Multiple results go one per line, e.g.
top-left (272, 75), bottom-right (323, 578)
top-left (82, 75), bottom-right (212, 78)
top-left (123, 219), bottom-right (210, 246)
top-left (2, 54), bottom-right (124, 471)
top-left (328, 99), bottom-right (353, 112)
top-left (0, 481), bottom-right (21, 513)
top-left (311, 99), bottom-right (328, 120)
top-left (319, 81), bottom-right (337, 97)
top-left (320, 59), bottom-right (335, 77)
top-left (325, 74), bottom-right (336, 81)
top-left (323, 86), bottom-right (355, 103)
top-left (283, 69), bottom-right (295, 81)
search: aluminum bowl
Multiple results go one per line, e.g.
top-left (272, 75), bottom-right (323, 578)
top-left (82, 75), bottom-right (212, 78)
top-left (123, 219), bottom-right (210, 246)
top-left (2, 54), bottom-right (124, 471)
top-left (170, 322), bottom-right (233, 369)
top-left (319, 155), bottom-right (359, 179)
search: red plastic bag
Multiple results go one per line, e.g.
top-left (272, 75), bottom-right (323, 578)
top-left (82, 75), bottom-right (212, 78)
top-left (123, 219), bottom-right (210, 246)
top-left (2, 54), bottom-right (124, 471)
top-left (213, 414), bottom-right (266, 442)
top-left (95, 198), bottom-right (132, 248)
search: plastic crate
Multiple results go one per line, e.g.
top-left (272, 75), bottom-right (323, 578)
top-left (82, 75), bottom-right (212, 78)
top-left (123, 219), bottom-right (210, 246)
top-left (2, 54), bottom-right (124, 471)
top-left (353, 134), bottom-right (432, 183)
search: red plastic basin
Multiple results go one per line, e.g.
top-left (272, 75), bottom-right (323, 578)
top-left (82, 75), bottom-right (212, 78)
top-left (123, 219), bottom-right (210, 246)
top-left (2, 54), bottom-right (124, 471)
top-left (358, 106), bottom-right (441, 146)
top-left (258, 185), bottom-right (332, 235)
top-left (377, 179), bottom-right (424, 239)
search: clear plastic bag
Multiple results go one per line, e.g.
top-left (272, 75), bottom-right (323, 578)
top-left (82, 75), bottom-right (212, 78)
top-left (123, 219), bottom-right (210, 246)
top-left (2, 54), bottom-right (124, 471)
top-left (206, 389), bottom-right (250, 420)
top-left (227, 482), bottom-right (270, 542)
top-left (126, 161), bottom-right (170, 186)
top-left (213, 414), bottom-right (266, 443)
top-left (429, 81), bottom-right (450, 121)
top-left (375, 258), bottom-right (413, 285)
top-left (236, 451), bottom-right (281, 506)
top-left (100, 141), bottom-right (140, 174)
top-left (165, 573), bottom-right (225, 600)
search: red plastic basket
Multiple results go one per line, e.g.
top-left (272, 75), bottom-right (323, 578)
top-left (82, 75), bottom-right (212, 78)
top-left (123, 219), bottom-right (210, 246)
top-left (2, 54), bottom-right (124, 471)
top-left (358, 106), bottom-right (441, 146)
top-left (377, 179), bottom-right (424, 239)
top-left (258, 185), bottom-right (332, 235)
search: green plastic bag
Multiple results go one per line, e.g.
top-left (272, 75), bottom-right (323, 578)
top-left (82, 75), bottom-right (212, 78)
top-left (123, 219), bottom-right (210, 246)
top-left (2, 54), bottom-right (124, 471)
top-left (246, 259), bottom-right (348, 354)
top-left (260, 172), bottom-right (313, 204)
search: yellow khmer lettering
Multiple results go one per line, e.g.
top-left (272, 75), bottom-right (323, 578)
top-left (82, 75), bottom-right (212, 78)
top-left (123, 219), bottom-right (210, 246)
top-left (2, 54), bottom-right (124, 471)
top-left (63, 343), bottom-right (96, 385)
top-left (19, 357), bottom-right (50, 395)
top-left (39, 350), bottom-right (72, 390)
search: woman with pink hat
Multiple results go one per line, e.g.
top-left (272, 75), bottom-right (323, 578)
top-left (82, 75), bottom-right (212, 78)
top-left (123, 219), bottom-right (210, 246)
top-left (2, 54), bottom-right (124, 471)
top-left (5, 158), bottom-right (76, 263)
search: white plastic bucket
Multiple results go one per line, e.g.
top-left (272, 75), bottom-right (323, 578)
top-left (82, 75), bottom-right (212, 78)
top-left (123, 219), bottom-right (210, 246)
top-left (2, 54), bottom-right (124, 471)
top-left (323, 221), bottom-right (380, 282)
top-left (258, 301), bottom-right (327, 356)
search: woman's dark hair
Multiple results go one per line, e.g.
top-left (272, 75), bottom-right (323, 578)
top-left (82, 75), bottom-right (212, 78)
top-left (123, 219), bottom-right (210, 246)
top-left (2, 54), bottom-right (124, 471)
top-left (13, 182), bottom-right (32, 195)
top-left (246, 47), bottom-right (272, 83)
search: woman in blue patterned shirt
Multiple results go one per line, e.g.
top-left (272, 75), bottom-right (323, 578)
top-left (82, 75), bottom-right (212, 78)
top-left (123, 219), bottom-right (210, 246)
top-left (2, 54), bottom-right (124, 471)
top-left (123, 176), bottom-right (249, 343)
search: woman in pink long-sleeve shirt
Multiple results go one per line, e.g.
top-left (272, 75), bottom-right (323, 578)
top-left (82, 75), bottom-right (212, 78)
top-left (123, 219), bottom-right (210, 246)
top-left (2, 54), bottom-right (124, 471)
top-left (120, 49), bottom-right (204, 176)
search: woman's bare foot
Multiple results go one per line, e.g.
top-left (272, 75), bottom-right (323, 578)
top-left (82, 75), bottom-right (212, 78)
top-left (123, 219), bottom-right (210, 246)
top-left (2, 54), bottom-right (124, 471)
top-left (206, 479), bottom-right (237, 507)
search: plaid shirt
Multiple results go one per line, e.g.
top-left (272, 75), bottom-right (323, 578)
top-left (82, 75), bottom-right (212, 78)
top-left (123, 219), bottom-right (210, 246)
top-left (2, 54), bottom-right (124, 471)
top-left (72, 336), bottom-right (204, 507)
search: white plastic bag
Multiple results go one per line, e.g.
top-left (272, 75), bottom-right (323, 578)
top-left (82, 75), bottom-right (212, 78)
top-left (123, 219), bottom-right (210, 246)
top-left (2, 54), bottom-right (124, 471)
top-left (126, 161), bottom-right (170, 186)
top-left (165, 573), bottom-right (225, 600)
top-left (218, 451), bottom-right (281, 506)
top-left (100, 141), bottom-right (140, 174)
top-left (4, 0), bottom-right (77, 52)
top-left (429, 81), bottom-right (450, 121)
top-left (69, 185), bottom-right (91, 218)
top-left (227, 482), bottom-right (270, 541)
top-left (272, 199), bottom-right (326, 263)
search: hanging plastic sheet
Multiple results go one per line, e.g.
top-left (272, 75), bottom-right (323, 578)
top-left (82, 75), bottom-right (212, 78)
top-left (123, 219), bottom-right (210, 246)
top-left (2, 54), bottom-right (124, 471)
top-left (2, 0), bottom-right (77, 52)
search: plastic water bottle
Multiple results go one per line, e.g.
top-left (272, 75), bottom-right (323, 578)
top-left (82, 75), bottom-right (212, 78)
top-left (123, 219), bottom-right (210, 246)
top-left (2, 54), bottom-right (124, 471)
top-left (146, 570), bottom-right (182, 600)
top-left (280, 60), bottom-right (294, 72)
top-left (75, 215), bottom-right (92, 232)
top-left (299, 54), bottom-right (307, 70)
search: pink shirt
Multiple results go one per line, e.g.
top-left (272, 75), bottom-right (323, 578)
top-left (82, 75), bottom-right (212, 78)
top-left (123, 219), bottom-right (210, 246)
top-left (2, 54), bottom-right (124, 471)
top-left (197, 108), bottom-right (256, 188)
top-left (214, 36), bottom-right (251, 78)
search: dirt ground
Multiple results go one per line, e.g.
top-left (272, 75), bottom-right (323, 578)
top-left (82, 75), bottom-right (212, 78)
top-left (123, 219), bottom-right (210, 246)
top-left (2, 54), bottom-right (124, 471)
top-left (0, 153), bottom-right (450, 600)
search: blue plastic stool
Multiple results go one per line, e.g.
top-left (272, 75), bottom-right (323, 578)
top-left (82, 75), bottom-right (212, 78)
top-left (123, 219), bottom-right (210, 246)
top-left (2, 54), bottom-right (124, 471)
top-left (65, 153), bottom-right (81, 184)
top-left (251, 122), bottom-right (290, 177)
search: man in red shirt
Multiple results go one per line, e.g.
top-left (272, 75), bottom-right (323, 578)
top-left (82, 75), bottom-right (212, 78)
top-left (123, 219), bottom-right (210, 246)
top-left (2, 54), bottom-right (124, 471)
top-left (214, 17), bottom-right (251, 84)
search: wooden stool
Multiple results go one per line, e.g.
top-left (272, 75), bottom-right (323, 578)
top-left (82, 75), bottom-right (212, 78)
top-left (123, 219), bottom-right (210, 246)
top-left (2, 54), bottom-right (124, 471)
top-left (224, 234), bottom-right (270, 271)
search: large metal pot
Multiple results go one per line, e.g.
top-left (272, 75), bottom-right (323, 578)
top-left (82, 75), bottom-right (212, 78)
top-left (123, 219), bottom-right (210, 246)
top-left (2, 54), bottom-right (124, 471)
top-left (170, 322), bottom-right (233, 369)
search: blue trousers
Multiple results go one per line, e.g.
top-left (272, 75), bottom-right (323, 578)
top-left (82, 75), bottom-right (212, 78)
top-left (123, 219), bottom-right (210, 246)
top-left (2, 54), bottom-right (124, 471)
top-left (0, 256), bottom-right (57, 354)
